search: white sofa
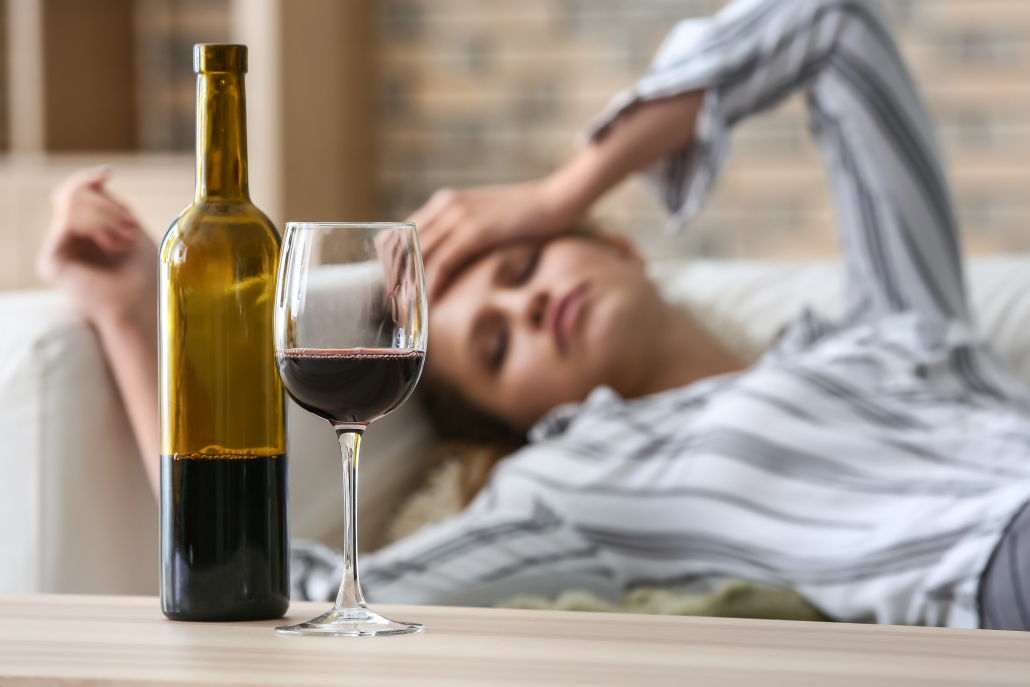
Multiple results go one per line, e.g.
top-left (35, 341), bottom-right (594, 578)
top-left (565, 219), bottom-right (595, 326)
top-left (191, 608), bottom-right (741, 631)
top-left (0, 292), bottom-right (436, 595)
top-left (3, 257), bottom-right (1030, 595)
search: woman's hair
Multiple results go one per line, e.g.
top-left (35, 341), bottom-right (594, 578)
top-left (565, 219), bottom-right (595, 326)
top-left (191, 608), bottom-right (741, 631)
top-left (419, 373), bottom-right (527, 505)
top-left (419, 217), bottom-right (606, 504)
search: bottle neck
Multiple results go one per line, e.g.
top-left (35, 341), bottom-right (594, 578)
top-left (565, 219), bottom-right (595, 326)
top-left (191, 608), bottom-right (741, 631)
top-left (195, 71), bottom-right (249, 202)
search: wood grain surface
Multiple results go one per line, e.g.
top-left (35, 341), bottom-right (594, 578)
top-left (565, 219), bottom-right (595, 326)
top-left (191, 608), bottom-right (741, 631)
top-left (1, 594), bottom-right (1028, 686)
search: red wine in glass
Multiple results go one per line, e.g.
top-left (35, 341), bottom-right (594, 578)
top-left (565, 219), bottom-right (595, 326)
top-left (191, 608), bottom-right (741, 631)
top-left (274, 222), bottom-right (427, 637)
top-left (276, 348), bottom-right (425, 425)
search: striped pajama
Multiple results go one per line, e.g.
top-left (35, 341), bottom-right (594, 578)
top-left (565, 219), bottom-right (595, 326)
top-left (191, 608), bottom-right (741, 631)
top-left (299, 0), bottom-right (1030, 629)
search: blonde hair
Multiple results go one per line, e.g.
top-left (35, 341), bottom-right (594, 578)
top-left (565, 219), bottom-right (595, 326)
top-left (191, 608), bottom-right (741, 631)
top-left (419, 375), bottom-right (525, 505)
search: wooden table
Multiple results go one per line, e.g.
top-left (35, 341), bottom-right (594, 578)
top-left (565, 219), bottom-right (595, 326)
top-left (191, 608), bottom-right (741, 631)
top-left (1, 595), bottom-right (1029, 686)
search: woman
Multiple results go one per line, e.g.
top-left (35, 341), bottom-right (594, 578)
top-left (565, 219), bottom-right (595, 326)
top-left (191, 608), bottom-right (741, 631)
top-left (39, 0), bottom-right (1030, 630)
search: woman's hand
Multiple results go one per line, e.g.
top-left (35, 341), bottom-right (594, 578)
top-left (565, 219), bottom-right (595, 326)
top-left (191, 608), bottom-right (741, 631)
top-left (37, 166), bottom-right (158, 328)
top-left (410, 93), bottom-right (704, 303)
top-left (410, 179), bottom-right (577, 303)
top-left (38, 166), bottom-right (162, 495)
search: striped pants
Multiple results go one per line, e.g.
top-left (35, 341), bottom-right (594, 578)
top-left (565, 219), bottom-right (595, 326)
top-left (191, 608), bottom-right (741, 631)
top-left (981, 504), bottom-right (1030, 630)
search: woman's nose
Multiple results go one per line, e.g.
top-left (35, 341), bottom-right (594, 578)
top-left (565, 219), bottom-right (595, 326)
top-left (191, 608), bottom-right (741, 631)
top-left (526, 291), bottom-right (547, 329)
top-left (496, 287), bottom-right (548, 331)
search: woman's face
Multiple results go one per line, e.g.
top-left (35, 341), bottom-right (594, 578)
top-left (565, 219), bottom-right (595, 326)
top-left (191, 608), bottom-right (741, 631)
top-left (428, 235), bottom-right (668, 429)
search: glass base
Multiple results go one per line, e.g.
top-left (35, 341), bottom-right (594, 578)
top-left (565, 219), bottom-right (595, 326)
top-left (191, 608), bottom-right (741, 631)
top-left (275, 605), bottom-right (424, 637)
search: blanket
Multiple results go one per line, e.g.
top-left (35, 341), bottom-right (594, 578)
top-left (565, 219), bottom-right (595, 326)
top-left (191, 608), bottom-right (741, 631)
top-left (499, 580), bottom-right (829, 621)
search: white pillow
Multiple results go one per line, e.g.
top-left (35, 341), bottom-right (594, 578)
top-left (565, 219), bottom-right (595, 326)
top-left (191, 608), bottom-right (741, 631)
top-left (651, 257), bottom-right (1030, 386)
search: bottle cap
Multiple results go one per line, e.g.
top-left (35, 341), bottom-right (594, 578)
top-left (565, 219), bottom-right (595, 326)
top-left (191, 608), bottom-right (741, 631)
top-left (194, 44), bottom-right (248, 74)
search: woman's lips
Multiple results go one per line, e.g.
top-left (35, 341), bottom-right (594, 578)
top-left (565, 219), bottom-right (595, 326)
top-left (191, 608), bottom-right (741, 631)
top-left (552, 283), bottom-right (589, 354)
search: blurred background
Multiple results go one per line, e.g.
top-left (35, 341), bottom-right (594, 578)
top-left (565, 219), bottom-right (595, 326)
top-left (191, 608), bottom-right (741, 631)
top-left (0, 0), bottom-right (1027, 293)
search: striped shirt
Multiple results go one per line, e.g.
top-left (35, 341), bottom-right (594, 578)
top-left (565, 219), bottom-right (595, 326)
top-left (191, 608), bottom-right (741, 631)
top-left (355, 0), bottom-right (1030, 628)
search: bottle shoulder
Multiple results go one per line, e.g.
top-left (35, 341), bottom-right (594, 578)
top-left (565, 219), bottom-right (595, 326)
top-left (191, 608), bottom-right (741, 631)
top-left (161, 199), bottom-right (280, 257)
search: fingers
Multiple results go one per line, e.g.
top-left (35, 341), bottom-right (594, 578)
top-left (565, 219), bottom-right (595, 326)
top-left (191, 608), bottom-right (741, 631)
top-left (409, 181), bottom-right (557, 303)
top-left (39, 168), bottom-right (144, 283)
top-left (409, 188), bottom-right (457, 236)
top-left (425, 223), bottom-right (488, 305)
top-left (79, 165), bottom-right (111, 190)
top-left (411, 190), bottom-right (497, 303)
top-left (373, 228), bottom-right (407, 297)
top-left (52, 165), bottom-right (110, 205)
top-left (69, 191), bottom-right (139, 251)
top-left (410, 188), bottom-right (465, 259)
top-left (411, 191), bottom-right (486, 300)
top-left (419, 204), bottom-right (469, 262)
top-left (54, 166), bottom-right (139, 232)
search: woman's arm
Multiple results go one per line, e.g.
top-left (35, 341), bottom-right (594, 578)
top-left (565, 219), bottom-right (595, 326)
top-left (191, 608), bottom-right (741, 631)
top-left (37, 167), bottom-right (160, 495)
top-left (419, 0), bottom-right (965, 325)
top-left (93, 309), bottom-right (159, 493)
top-left (412, 90), bottom-right (704, 302)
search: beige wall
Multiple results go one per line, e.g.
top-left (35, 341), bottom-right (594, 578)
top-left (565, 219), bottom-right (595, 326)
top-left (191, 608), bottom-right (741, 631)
top-left (280, 0), bottom-right (378, 223)
top-left (0, 155), bottom-right (193, 292)
top-left (2, 0), bottom-right (1028, 292)
top-left (233, 0), bottom-right (381, 228)
top-left (43, 0), bottom-right (136, 151)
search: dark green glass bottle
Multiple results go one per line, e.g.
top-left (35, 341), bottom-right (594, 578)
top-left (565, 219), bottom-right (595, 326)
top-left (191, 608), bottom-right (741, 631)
top-left (159, 44), bottom-right (288, 621)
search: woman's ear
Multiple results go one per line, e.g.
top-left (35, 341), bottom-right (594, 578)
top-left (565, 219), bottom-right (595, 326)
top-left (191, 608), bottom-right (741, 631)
top-left (596, 232), bottom-right (646, 267)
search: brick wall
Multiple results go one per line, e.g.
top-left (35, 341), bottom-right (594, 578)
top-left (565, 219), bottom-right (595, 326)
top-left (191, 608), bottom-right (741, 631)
top-left (135, 0), bottom-right (230, 151)
top-left (378, 0), bottom-right (1030, 259)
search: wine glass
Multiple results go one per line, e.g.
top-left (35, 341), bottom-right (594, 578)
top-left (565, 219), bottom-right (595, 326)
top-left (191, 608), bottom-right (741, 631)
top-left (273, 222), bottom-right (427, 636)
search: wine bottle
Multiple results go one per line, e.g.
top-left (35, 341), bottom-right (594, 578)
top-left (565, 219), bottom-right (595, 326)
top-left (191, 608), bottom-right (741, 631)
top-left (158, 44), bottom-right (289, 621)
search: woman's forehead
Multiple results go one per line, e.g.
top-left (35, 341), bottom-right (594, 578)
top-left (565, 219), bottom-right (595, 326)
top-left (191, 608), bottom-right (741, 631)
top-left (430, 252), bottom-right (495, 351)
top-left (434, 239), bottom-right (540, 304)
top-left (427, 274), bottom-right (488, 391)
top-left (427, 244), bottom-right (529, 384)
top-left (435, 248), bottom-right (502, 306)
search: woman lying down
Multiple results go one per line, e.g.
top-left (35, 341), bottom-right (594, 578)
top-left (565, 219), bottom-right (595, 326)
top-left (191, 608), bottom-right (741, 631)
top-left (38, 0), bottom-right (1030, 630)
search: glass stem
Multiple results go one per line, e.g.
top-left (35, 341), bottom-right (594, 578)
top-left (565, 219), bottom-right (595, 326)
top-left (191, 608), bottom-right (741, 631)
top-left (334, 426), bottom-right (367, 611)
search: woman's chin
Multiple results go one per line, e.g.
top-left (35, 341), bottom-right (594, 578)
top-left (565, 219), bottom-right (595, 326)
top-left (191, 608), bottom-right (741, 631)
top-left (571, 307), bottom-right (633, 386)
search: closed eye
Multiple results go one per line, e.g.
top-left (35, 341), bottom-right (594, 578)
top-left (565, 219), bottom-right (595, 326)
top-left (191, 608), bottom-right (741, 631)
top-left (515, 247), bottom-right (540, 286)
top-left (476, 245), bottom-right (540, 374)
top-left (472, 311), bottom-right (510, 374)
top-left (496, 245), bottom-right (541, 288)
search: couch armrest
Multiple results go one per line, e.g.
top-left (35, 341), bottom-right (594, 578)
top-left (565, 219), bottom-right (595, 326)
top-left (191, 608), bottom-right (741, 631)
top-left (0, 290), bottom-right (436, 594)
top-left (0, 291), bottom-right (157, 594)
